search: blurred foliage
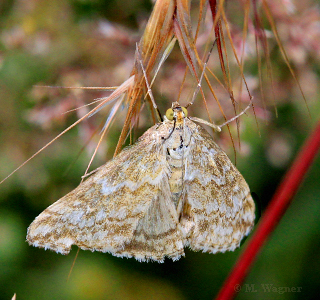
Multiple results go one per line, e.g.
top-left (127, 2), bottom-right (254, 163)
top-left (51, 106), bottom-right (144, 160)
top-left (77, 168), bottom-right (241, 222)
top-left (0, 0), bottom-right (320, 299)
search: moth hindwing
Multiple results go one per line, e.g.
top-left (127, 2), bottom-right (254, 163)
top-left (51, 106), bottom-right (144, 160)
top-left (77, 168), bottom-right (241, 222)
top-left (27, 102), bottom-right (255, 262)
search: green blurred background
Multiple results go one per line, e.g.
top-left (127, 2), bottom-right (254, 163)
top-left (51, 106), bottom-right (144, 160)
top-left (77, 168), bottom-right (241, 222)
top-left (1, 0), bottom-right (320, 299)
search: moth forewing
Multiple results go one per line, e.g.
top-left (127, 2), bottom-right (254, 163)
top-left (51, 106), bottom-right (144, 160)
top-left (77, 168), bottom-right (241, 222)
top-left (27, 102), bottom-right (255, 262)
top-left (179, 118), bottom-right (255, 253)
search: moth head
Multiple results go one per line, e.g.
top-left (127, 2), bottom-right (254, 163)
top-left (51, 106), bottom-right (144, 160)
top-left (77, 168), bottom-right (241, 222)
top-left (166, 102), bottom-right (188, 120)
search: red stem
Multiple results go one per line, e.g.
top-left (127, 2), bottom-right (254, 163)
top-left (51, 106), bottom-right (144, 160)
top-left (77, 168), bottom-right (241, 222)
top-left (215, 119), bottom-right (320, 300)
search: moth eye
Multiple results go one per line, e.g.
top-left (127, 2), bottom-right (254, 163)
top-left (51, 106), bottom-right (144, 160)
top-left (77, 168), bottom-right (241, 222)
top-left (182, 107), bottom-right (188, 117)
top-left (166, 108), bottom-right (174, 120)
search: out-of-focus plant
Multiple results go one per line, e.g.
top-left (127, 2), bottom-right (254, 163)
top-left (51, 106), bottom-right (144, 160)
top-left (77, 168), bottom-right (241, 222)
top-left (1, 0), bottom-right (320, 299)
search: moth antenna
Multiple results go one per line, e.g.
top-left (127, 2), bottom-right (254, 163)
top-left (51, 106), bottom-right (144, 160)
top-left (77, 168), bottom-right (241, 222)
top-left (136, 43), bottom-right (163, 122)
top-left (188, 116), bottom-right (221, 132)
top-left (162, 117), bottom-right (177, 141)
top-left (186, 39), bottom-right (217, 108)
top-left (217, 97), bottom-right (253, 129)
top-left (189, 98), bottom-right (253, 132)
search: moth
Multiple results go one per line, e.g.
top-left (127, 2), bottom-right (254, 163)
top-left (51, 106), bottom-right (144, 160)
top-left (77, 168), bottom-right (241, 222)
top-left (27, 101), bottom-right (255, 262)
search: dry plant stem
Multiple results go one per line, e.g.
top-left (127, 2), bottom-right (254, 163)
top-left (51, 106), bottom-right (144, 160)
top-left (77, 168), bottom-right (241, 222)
top-left (0, 76), bottom-right (134, 185)
top-left (261, 0), bottom-right (309, 116)
top-left (215, 119), bottom-right (320, 300)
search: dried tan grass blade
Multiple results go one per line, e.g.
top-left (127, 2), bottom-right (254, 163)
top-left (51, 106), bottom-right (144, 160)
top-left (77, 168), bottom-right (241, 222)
top-left (262, 0), bottom-right (310, 116)
top-left (0, 76), bottom-right (134, 185)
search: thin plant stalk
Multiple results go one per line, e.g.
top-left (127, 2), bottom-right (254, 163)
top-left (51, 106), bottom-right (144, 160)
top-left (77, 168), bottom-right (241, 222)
top-left (215, 119), bottom-right (320, 300)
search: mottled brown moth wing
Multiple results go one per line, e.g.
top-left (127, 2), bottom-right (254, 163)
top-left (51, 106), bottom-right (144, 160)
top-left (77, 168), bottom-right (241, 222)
top-left (179, 118), bottom-right (255, 253)
top-left (27, 101), bottom-right (255, 262)
top-left (27, 123), bottom-right (184, 262)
